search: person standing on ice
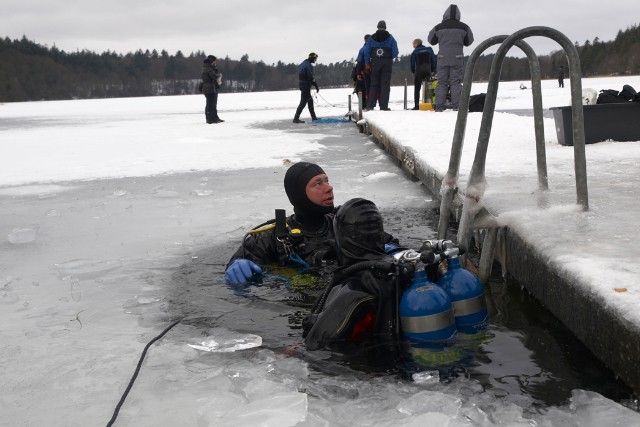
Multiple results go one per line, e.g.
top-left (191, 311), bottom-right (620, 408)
top-left (428, 4), bottom-right (473, 112)
top-left (558, 66), bottom-right (565, 88)
top-left (363, 20), bottom-right (399, 111)
top-left (224, 162), bottom-right (398, 284)
top-left (410, 38), bottom-right (437, 110)
top-left (352, 34), bottom-right (371, 105)
top-left (201, 55), bottom-right (224, 124)
top-left (293, 53), bottom-right (320, 123)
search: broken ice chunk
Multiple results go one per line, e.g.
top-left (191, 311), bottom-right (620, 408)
top-left (189, 332), bottom-right (262, 352)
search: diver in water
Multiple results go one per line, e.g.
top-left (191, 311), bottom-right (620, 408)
top-left (303, 198), bottom-right (488, 379)
top-left (225, 163), bottom-right (397, 284)
top-left (303, 198), bottom-right (411, 354)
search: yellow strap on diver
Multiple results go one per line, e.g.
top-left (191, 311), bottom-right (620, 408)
top-left (247, 224), bottom-right (303, 235)
top-left (247, 223), bottom-right (276, 234)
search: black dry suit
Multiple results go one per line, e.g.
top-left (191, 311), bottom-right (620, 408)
top-left (227, 211), bottom-right (336, 269)
top-left (227, 162), bottom-right (336, 269)
top-left (303, 198), bottom-right (409, 351)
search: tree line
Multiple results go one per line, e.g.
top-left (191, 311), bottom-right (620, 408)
top-left (1, 24), bottom-right (639, 103)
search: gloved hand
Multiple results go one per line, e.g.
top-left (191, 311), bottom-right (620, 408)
top-left (314, 83), bottom-right (319, 92)
top-left (225, 258), bottom-right (262, 284)
top-left (384, 243), bottom-right (399, 254)
top-left (365, 63), bottom-right (372, 73)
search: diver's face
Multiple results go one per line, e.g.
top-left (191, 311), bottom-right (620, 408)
top-left (305, 173), bottom-right (334, 207)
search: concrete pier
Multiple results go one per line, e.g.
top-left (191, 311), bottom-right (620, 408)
top-left (362, 116), bottom-right (640, 394)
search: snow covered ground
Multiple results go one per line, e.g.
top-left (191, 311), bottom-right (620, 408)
top-left (361, 76), bottom-right (640, 328)
top-left (2, 75), bottom-right (640, 426)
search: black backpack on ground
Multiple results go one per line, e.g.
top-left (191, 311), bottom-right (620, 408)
top-left (597, 89), bottom-right (627, 104)
top-left (619, 85), bottom-right (637, 101)
top-left (468, 93), bottom-right (486, 112)
top-left (597, 85), bottom-right (638, 104)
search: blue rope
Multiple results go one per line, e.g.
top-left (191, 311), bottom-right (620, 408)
top-left (289, 253), bottom-right (311, 269)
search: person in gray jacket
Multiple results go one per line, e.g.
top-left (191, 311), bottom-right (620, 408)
top-left (428, 4), bottom-right (473, 112)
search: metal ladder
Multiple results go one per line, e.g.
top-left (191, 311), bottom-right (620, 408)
top-left (436, 26), bottom-right (589, 282)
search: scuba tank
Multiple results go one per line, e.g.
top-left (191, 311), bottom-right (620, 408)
top-left (436, 248), bottom-right (488, 334)
top-left (397, 250), bottom-right (457, 344)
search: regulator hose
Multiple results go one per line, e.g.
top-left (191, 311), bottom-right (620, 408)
top-left (106, 318), bottom-right (181, 427)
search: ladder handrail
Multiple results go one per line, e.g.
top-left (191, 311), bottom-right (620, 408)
top-left (437, 35), bottom-right (547, 238)
top-left (455, 26), bottom-right (588, 251)
top-left (468, 27), bottom-right (587, 207)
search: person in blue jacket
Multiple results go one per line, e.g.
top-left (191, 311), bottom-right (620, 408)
top-left (363, 20), bottom-right (399, 111)
top-left (293, 52), bottom-right (320, 123)
top-left (428, 4), bottom-right (473, 112)
top-left (410, 39), bottom-right (437, 110)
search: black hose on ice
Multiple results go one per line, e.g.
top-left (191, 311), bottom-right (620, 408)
top-left (105, 318), bottom-right (181, 427)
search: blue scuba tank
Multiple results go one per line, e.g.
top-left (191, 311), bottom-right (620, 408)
top-left (399, 269), bottom-right (457, 343)
top-left (437, 256), bottom-right (488, 334)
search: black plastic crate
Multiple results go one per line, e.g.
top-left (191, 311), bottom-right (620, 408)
top-left (550, 102), bottom-right (640, 146)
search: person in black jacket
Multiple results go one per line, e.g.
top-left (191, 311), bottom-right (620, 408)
top-left (428, 4), bottom-right (473, 111)
top-left (201, 55), bottom-right (223, 124)
top-left (293, 53), bottom-right (320, 123)
top-left (352, 34), bottom-right (371, 105)
top-left (410, 38), bottom-right (437, 110)
top-left (225, 162), bottom-right (398, 284)
top-left (225, 162), bottom-right (335, 284)
top-left (558, 66), bottom-right (565, 88)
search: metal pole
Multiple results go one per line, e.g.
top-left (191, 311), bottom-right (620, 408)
top-left (404, 79), bottom-right (408, 110)
top-left (357, 92), bottom-right (364, 133)
top-left (437, 36), bottom-right (506, 239)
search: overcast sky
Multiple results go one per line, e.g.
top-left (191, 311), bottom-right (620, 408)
top-left (3, 0), bottom-right (638, 65)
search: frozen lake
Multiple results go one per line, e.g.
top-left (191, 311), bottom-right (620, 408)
top-left (2, 87), bottom-right (640, 426)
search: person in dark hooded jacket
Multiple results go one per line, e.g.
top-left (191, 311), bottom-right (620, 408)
top-left (303, 198), bottom-right (409, 352)
top-left (201, 55), bottom-right (224, 124)
top-left (363, 20), bottom-right (399, 111)
top-left (428, 4), bottom-right (473, 112)
top-left (225, 167), bottom-right (399, 285)
top-left (225, 162), bottom-right (335, 284)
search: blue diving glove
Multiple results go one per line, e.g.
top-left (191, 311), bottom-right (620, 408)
top-left (225, 259), bottom-right (262, 284)
top-left (384, 243), bottom-right (399, 254)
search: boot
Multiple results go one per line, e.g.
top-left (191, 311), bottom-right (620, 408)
top-left (293, 117), bottom-right (305, 123)
top-left (213, 114), bottom-right (224, 123)
top-left (205, 112), bottom-right (214, 124)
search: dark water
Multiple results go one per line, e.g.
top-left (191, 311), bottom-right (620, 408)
top-left (167, 210), bottom-right (635, 409)
top-left (166, 118), bottom-right (636, 410)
